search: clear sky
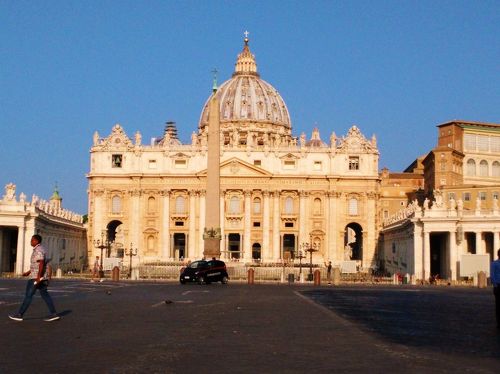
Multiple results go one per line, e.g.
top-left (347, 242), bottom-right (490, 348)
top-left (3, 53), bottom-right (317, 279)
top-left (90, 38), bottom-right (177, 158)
top-left (1, 0), bottom-right (499, 214)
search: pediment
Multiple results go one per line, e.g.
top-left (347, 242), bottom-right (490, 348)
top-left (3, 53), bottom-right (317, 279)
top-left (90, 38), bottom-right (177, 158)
top-left (337, 125), bottom-right (378, 154)
top-left (98, 124), bottom-right (134, 151)
top-left (197, 157), bottom-right (272, 177)
top-left (279, 153), bottom-right (300, 160)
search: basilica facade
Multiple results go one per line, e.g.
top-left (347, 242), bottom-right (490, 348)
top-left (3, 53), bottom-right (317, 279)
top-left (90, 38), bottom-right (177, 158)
top-left (87, 37), bottom-right (381, 269)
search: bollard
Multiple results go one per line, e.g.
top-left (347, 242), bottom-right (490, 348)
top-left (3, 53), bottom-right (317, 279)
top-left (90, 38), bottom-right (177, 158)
top-left (112, 266), bottom-right (120, 282)
top-left (332, 267), bottom-right (341, 286)
top-left (313, 269), bottom-right (321, 286)
top-left (247, 268), bottom-right (255, 285)
top-left (56, 268), bottom-right (62, 279)
top-left (477, 271), bottom-right (487, 288)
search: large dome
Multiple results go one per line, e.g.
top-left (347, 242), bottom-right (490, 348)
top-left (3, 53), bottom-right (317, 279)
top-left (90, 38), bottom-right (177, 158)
top-left (199, 37), bottom-right (292, 145)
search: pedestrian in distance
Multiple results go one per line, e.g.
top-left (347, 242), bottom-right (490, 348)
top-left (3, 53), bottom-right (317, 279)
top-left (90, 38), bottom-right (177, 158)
top-left (325, 261), bottom-right (332, 285)
top-left (8, 234), bottom-right (60, 322)
top-left (91, 255), bottom-right (100, 282)
top-left (491, 248), bottom-right (500, 329)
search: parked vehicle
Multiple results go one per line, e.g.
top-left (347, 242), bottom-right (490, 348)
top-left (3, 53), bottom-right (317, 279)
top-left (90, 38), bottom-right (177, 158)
top-left (179, 259), bottom-right (229, 285)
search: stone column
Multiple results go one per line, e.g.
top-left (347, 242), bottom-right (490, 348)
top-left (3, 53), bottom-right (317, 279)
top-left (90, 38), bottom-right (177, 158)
top-left (365, 192), bottom-right (377, 268)
top-left (220, 191), bottom-right (226, 257)
top-left (413, 223), bottom-right (423, 279)
top-left (272, 191), bottom-right (281, 261)
top-left (262, 191), bottom-right (270, 260)
top-left (323, 192), bottom-right (331, 261)
top-left (475, 231), bottom-right (484, 254)
top-left (423, 230), bottom-right (431, 281)
top-left (161, 189), bottom-right (171, 259)
top-left (243, 190), bottom-right (252, 261)
top-left (299, 191), bottom-right (307, 245)
top-left (0, 230), bottom-right (3, 272)
top-left (16, 225), bottom-right (26, 274)
top-left (130, 189), bottom-right (141, 253)
top-left (494, 231), bottom-right (500, 256)
top-left (93, 189), bottom-right (105, 256)
top-left (448, 230), bottom-right (457, 280)
top-left (329, 192), bottom-right (339, 261)
top-left (188, 190), bottom-right (196, 258)
top-left (198, 190), bottom-right (206, 259)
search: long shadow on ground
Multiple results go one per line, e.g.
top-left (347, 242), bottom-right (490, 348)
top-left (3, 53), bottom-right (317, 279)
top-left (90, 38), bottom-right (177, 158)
top-left (302, 287), bottom-right (500, 359)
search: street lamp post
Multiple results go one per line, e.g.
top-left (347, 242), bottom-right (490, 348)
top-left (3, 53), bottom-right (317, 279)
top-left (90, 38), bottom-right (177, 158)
top-left (124, 243), bottom-right (138, 279)
top-left (296, 249), bottom-right (306, 276)
top-left (93, 231), bottom-right (110, 279)
top-left (300, 241), bottom-right (319, 281)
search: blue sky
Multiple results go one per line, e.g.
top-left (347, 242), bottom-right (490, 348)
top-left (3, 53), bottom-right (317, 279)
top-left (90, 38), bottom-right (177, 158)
top-left (1, 0), bottom-right (499, 214)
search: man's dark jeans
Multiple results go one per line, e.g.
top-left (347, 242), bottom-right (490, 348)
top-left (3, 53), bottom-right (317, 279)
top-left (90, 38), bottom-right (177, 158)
top-left (494, 286), bottom-right (500, 328)
top-left (18, 279), bottom-right (56, 316)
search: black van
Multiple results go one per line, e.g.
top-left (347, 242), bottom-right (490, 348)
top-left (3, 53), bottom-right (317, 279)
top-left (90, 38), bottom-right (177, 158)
top-left (180, 259), bottom-right (229, 285)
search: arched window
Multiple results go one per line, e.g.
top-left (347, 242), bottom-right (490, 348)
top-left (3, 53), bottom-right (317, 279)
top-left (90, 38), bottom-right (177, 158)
top-left (230, 196), bottom-right (240, 214)
top-left (148, 197), bottom-right (156, 213)
top-left (147, 235), bottom-right (155, 251)
top-left (313, 198), bottom-right (322, 215)
top-left (111, 195), bottom-right (121, 214)
top-left (492, 161), bottom-right (500, 177)
top-left (253, 197), bottom-right (261, 214)
top-left (479, 160), bottom-right (488, 176)
top-left (466, 159), bottom-right (476, 176)
top-left (348, 198), bottom-right (358, 216)
top-left (285, 197), bottom-right (293, 214)
top-left (175, 196), bottom-right (185, 214)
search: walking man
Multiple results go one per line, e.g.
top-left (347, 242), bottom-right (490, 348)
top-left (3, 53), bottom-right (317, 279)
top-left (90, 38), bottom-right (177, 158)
top-left (491, 248), bottom-right (500, 329)
top-left (8, 234), bottom-right (60, 322)
top-left (91, 255), bottom-right (100, 282)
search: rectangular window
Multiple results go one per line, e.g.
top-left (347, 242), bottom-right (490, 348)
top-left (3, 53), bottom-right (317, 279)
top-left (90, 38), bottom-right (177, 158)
top-left (448, 192), bottom-right (456, 200)
top-left (313, 161), bottom-right (322, 171)
top-left (383, 210), bottom-right (389, 218)
top-left (283, 160), bottom-right (296, 170)
top-left (253, 221), bottom-right (261, 227)
top-left (174, 159), bottom-right (187, 168)
top-left (493, 192), bottom-right (499, 200)
top-left (463, 192), bottom-right (471, 201)
top-left (284, 222), bottom-right (294, 228)
top-left (464, 134), bottom-right (476, 151)
top-left (491, 136), bottom-right (500, 152)
top-left (148, 160), bottom-right (157, 169)
top-left (480, 192), bottom-right (487, 201)
top-left (112, 154), bottom-right (122, 168)
top-left (477, 135), bottom-right (489, 152)
top-left (175, 221), bottom-right (184, 226)
top-left (348, 157), bottom-right (359, 170)
top-left (253, 160), bottom-right (261, 166)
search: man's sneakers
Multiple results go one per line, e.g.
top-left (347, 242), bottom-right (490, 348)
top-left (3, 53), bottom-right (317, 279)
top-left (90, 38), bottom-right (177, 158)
top-left (8, 313), bottom-right (23, 321)
top-left (9, 313), bottom-right (60, 322)
top-left (44, 314), bottom-right (60, 322)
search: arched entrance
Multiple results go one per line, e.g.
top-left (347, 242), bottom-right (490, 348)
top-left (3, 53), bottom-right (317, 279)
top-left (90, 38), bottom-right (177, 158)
top-left (0, 227), bottom-right (18, 272)
top-left (344, 223), bottom-right (363, 261)
top-left (173, 233), bottom-right (186, 259)
top-left (252, 243), bottom-right (261, 260)
top-left (228, 233), bottom-right (241, 259)
top-left (283, 234), bottom-right (295, 261)
top-left (106, 220), bottom-right (123, 257)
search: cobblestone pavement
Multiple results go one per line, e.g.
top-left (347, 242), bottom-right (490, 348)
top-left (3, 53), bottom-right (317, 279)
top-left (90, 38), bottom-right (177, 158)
top-left (0, 279), bottom-right (499, 373)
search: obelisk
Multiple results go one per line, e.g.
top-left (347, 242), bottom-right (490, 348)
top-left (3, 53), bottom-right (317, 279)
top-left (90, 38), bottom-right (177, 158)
top-left (203, 71), bottom-right (221, 259)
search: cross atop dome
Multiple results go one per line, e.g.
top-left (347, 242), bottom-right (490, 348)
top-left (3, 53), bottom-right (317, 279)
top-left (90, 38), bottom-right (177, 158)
top-left (233, 31), bottom-right (258, 77)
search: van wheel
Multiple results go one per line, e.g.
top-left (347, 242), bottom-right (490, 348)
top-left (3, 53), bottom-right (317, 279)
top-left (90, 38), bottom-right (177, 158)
top-left (221, 276), bottom-right (229, 284)
top-left (198, 276), bottom-right (206, 285)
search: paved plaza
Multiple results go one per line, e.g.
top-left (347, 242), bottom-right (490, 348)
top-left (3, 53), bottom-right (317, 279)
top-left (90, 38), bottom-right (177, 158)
top-left (0, 279), bottom-right (499, 373)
